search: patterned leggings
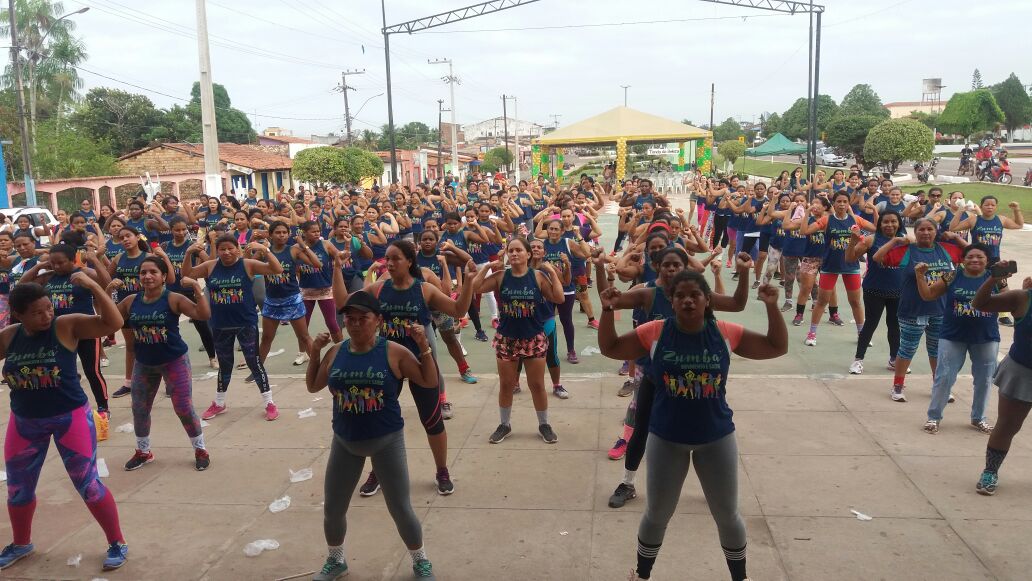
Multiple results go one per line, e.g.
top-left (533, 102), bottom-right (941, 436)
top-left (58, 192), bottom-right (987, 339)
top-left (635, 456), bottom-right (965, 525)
top-left (4, 404), bottom-right (124, 544)
top-left (213, 327), bottom-right (270, 394)
top-left (781, 256), bottom-right (801, 299)
top-left (131, 353), bottom-right (203, 443)
top-left (898, 315), bottom-right (943, 362)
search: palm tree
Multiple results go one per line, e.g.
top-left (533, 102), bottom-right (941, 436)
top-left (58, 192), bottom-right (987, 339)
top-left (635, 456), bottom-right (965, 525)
top-left (1, 0), bottom-right (88, 143)
top-left (358, 129), bottom-right (379, 150)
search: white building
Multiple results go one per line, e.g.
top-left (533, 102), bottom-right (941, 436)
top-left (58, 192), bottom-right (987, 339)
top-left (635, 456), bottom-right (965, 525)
top-left (462, 117), bottom-right (545, 143)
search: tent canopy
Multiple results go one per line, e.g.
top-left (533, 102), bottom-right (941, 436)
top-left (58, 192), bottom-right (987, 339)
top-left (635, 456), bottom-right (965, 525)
top-left (533, 106), bottom-right (710, 146)
top-left (745, 133), bottom-right (807, 157)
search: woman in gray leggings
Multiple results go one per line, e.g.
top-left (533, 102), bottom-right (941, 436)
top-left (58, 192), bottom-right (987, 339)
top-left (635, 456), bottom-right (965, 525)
top-left (598, 270), bottom-right (788, 581)
top-left (306, 290), bottom-right (440, 581)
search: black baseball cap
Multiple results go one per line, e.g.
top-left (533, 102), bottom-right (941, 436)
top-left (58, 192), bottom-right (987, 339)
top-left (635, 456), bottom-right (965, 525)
top-left (342, 290), bottom-right (381, 315)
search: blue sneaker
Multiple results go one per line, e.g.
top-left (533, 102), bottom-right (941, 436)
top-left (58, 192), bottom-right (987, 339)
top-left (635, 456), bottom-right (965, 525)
top-left (474, 330), bottom-right (489, 342)
top-left (976, 471), bottom-right (998, 496)
top-left (413, 558), bottom-right (435, 578)
top-left (0, 543), bottom-right (35, 570)
top-left (313, 556), bottom-right (349, 580)
top-left (103, 542), bottom-right (128, 571)
top-left (460, 370), bottom-right (478, 384)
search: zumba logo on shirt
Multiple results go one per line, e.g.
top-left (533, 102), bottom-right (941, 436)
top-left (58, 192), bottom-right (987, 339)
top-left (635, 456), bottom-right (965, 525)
top-left (297, 262), bottom-right (323, 276)
top-left (265, 272), bottom-right (293, 286)
top-left (974, 232), bottom-right (1001, 247)
top-left (501, 286), bottom-right (537, 318)
top-left (660, 350), bottom-right (726, 399)
top-left (830, 236), bottom-right (849, 250)
top-left (132, 325), bottom-right (169, 344)
top-left (808, 231), bottom-right (826, 245)
top-left (210, 274), bottom-right (246, 305)
top-left (952, 287), bottom-right (994, 319)
top-left (334, 385), bottom-right (386, 414)
top-left (4, 348), bottom-right (60, 390)
top-left (380, 316), bottom-right (415, 340)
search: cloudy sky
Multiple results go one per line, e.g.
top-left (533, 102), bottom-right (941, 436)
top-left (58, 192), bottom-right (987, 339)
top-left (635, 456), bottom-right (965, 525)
top-left (63, 0), bottom-right (1032, 138)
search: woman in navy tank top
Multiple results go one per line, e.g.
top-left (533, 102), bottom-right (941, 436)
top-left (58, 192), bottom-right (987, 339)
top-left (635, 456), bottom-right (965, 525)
top-left (0, 279), bottom-right (129, 572)
top-left (114, 257), bottom-right (211, 472)
top-left (969, 260), bottom-right (1032, 496)
top-left (257, 221), bottom-right (322, 369)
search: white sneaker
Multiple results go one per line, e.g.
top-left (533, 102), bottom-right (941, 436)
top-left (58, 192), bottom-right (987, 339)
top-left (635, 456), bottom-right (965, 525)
top-left (804, 332), bottom-right (817, 346)
top-left (293, 352), bottom-right (310, 366)
top-left (849, 359), bottom-right (864, 375)
top-left (100, 357), bottom-right (110, 368)
top-left (891, 386), bottom-right (907, 402)
top-left (442, 402), bottom-right (454, 420)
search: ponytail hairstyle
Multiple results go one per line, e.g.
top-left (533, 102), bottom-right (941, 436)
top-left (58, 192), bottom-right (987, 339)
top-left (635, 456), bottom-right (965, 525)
top-left (389, 239), bottom-right (422, 279)
top-left (119, 226), bottom-right (149, 253)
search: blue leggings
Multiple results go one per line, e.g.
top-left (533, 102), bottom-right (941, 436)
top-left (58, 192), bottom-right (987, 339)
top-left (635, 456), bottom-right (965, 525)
top-left (556, 293), bottom-right (576, 353)
top-left (213, 326), bottom-right (270, 393)
top-left (897, 315), bottom-right (943, 362)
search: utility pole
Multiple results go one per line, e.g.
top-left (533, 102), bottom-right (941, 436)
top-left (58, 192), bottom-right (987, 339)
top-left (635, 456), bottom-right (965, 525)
top-left (195, 0), bottom-right (222, 197)
top-left (550, 114), bottom-right (561, 129)
top-left (620, 85), bottom-right (630, 107)
top-left (7, 0), bottom-right (36, 206)
top-left (502, 95), bottom-right (519, 181)
top-left (381, 0), bottom-right (398, 184)
top-left (501, 94), bottom-right (511, 175)
top-left (338, 69), bottom-right (365, 146)
top-left (429, 58), bottom-right (460, 179)
top-left (437, 99), bottom-right (445, 180)
top-left (709, 83), bottom-right (714, 132)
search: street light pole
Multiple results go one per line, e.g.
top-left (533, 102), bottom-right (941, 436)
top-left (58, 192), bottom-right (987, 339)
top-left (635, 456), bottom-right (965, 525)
top-left (429, 58), bottom-right (460, 179)
top-left (381, 0), bottom-right (398, 184)
top-left (620, 85), bottom-right (630, 107)
top-left (195, 0), bottom-right (223, 197)
top-left (7, 0), bottom-right (36, 206)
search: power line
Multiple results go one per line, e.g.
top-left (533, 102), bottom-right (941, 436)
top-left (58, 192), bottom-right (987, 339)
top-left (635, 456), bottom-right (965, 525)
top-left (206, 0), bottom-right (365, 47)
top-left (413, 13), bottom-right (789, 34)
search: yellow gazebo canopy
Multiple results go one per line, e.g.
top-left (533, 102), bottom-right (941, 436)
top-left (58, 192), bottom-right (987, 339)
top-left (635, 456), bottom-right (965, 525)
top-left (534, 106), bottom-right (710, 146)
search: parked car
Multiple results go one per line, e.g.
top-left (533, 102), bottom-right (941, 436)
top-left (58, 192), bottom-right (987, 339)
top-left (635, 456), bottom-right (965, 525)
top-left (0, 206), bottom-right (59, 245)
top-left (816, 148), bottom-right (847, 166)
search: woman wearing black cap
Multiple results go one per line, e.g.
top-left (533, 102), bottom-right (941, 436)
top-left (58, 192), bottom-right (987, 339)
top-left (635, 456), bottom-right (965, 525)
top-left (306, 290), bottom-right (440, 580)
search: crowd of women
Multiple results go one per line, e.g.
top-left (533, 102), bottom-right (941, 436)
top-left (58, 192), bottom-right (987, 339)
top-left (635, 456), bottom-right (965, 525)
top-left (0, 168), bottom-right (1027, 581)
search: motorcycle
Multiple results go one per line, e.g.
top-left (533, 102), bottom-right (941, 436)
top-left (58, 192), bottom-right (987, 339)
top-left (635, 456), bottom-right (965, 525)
top-left (913, 157), bottom-right (940, 183)
top-left (1024, 167), bottom-right (1032, 187)
top-left (957, 153), bottom-right (974, 176)
top-left (980, 157), bottom-right (1013, 184)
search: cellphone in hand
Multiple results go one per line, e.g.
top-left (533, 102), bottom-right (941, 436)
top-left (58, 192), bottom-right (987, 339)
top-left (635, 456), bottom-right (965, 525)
top-left (990, 261), bottom-right (1018, 278)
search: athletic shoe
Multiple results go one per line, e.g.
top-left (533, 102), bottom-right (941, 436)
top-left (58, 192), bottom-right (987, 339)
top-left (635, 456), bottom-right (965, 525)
top-left (512, 384), bottom-right (522, 394)
top-left (195, 449), bottom-right (210, 471)
top-left (608, 438), bottom-right (628, 460)
top-left (0, 543), bottom-right (34, 570)
top-left (436, 467), bottom-right (454, 495)
top-left (413, 558), bottom-right (435, 578)
top-left (948, 394), bottom-right (956, 404)
top-left (886, 359), bottom-right (912, 374)
top-left (112, 385), bottom-right (131, 398)
top-left (999, 316), bottom-right (1014, 327)
top-left (124, 449), bottom-right (154, 471)
top-left (264, 402), bottom-right (279, 421)
top-left (976, 470), bottom-right (998, 496)
top-left (567, 352), bottom-right (580, 364)
top-left (491, 317), bottom-right (499, 329)
top-left (849, 360), bottom-right (864, 375)
top-left (460, 370), bottom-right (478, 384)
top-left (618, 361), bottom-right (630, 376)
top-left (891, 386), bottom-right (907, 402)
top-left (244, 373), bottom-right (255, 383)
top-left (293, 352), bottom-right (309, 366)
top-left (201, 401), bottom-right (226, 420)
top-left (923, 419), bottom-right (939, 434)
top-left (828, 314), bottom-right (845, 326)
top-left (618, 380), bottom-right (636, 398)
top-left (474, 330), bottom-right (489, 342)
top-left (792, 313), bottom-right (803, 326)
top-left (780, 301), bottom-right (794, 312)
top-left (100, 357), bottom-right (110, 368)
top-left (488, 423), bottom-right (512, 444)
top-left (751, 280), bottom-right (760, 289)
top-left (209, 357), bottom-right (218, 369)
top-left (102, 542), bottom-right (129, 571)
top-left (102, 337), bottom-right (116, 347)
top-left (458, 317), bottom-right (469, 329)
top-left (608, 483), bottom-right (637, 508)
top-left (359, 472), bottom-right (380, 496)
top-left (538, 423), bottom-right (558, 444)
top-left (804, 332), bottom-right (817, 346)
top-left (971, 420), bottom-right (994, 434)
top-left (313, 557), bottom-right (348, 581)
top-left (553, 385), bottom-right (570, 399)
top-left (442, 402), bottom-right (454, 420)
top-left (587, 319), bottom-right (600, 330)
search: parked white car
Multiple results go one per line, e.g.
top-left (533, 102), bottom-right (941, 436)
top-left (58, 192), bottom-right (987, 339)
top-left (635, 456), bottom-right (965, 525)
top-left (0, 206), bottom-right (60, 245)
top-left (816, 148), bottom-right (847, 167)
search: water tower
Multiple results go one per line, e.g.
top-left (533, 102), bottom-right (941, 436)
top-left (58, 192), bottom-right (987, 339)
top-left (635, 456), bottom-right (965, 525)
top-left (921, 78), bottom-right (945, 113)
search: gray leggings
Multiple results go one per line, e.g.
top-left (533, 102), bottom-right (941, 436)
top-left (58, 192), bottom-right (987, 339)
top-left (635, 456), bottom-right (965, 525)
top-left (639, 432), bottom-right (746, 550)
top-left (323, 429), bottom-right (422, 548)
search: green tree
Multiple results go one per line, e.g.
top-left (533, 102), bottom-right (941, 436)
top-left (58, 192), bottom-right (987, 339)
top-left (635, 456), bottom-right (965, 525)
top-left (937, 89), bottom-right (1005, 138)
top-left (31, 118), bottom-right (118, 179)
top-left (825, 114), bottom-right (882, 167)
top-left (1, 0), bottom-right (88, 140)
top-left (70, 87), bottom-right (165, 155)
top-left (376, 121), bottom-right (436, 150)
top-left (149, 104), bottom-right (199, 143)
top-left (862, 118), bottom-right (934, 173)
top-left (481, 146), bottom-right (514, 173)
top-left (187, 82), bottom-right (256, 143)
top-left (761, 112), bottom-right (781, 136)
top-left (293, 146), bottom-right (382, 185)
top-left (972, 68), bottom-right (984, 89)
top-left (905, 110), bottom-right (940, 131)
top-left (991, 73), bottom-right (1032, 138)
top-left (838, 84), bottom-right (889, 118)
top-left (713, 117), bottom-right (742, 142)
top-left (357, 129), bottom-right (378, 150)
top-left (779, 95), bottom-right (839, 140)
top-left (717, 140), bottom-right (746, 168)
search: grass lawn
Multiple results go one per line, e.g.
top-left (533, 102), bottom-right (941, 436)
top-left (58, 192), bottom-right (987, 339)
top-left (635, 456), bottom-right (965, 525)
top-left (901, 182), bottom-right (1032, 208)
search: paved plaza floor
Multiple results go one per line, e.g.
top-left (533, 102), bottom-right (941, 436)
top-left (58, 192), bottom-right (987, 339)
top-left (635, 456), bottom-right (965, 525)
top-left (3, 193), bottom-right (1032, 580)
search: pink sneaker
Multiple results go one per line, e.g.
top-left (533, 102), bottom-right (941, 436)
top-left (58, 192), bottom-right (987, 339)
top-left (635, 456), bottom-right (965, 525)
top-left (491, 317), bottom-right (499, 329)
top-left (587, 319), bottom-right (600, 330)
top-left (201, 401), bottom-right (226, 420)
top-left (264, 402), bottom-right (279, 421)
top-left (608, 438), bottom-right (628, 460)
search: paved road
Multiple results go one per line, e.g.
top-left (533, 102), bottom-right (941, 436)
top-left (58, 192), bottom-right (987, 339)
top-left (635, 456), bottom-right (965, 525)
top-left (763, 154), bottom-right (1032, 182)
